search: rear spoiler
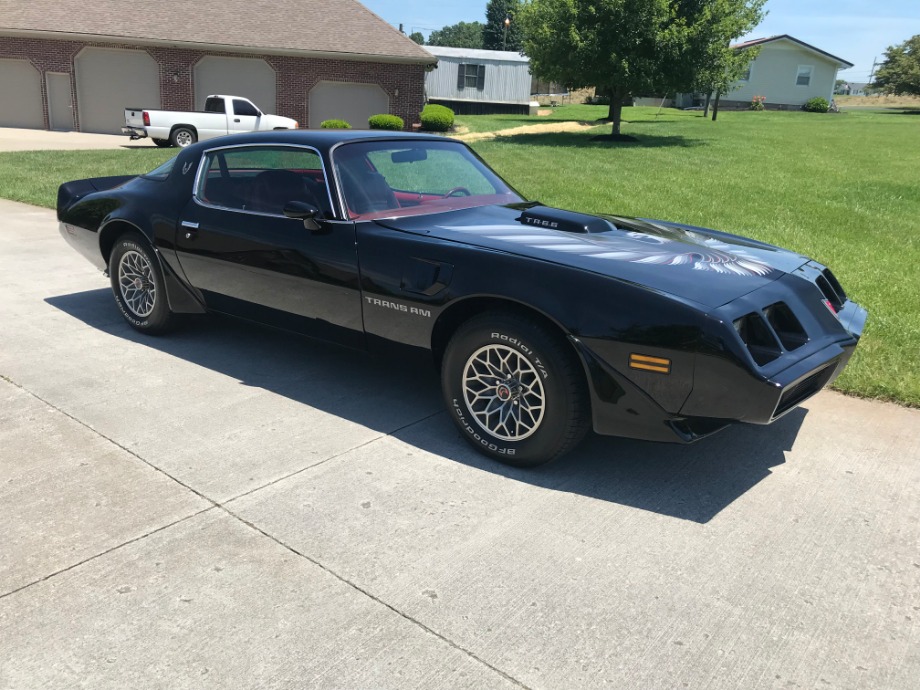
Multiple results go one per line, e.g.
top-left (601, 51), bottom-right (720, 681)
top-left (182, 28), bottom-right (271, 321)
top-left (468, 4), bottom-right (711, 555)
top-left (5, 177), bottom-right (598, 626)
top-left (56, 175), bottom-right (136, 219)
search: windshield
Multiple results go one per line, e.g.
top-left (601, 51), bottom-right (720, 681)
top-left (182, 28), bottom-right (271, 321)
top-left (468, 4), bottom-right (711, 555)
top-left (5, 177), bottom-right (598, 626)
top-left (332, 140), bottom-right (523, 220)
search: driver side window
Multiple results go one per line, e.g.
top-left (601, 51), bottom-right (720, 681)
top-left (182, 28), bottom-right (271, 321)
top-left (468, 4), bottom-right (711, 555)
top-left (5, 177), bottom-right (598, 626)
top-left (196, 146), bottom-right (331, 217)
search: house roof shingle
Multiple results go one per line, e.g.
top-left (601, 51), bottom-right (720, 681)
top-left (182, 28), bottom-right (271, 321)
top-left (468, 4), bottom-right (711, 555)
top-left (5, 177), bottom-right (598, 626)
top-left (0, 0), bottom-right (436, 64)
top-left (731, 35), bottom-right (853, 68)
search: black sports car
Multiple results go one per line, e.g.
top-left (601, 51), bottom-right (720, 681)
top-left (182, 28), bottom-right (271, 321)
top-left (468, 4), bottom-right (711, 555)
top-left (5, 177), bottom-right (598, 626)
top-left (57, 130), bottom-right (866, 466)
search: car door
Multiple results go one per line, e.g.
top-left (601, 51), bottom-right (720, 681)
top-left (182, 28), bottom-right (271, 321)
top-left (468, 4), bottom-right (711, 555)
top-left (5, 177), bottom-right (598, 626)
top-left (229, 98), bottom-right (260, 133)
top-left (174, 143), bottom-right (364, 348)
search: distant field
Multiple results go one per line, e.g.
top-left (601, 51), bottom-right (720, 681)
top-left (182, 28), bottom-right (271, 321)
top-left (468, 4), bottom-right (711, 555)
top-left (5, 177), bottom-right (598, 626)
top-left (0, 106), bottom-right (917, 405)
top-left (836, 94), bottom-right (920, 109)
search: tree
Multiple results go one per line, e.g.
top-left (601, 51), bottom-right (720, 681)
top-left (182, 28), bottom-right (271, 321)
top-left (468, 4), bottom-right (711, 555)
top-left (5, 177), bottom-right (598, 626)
top-left (409, 31), bottom-right (425, 45)
top-left (519, 0), bottom-right (765, 137)
top-left (427, 21), bottom-right (485, 49)
top-left (484, 0), bottom-right (524, 51)
top-left (872, 35), bottom-right (920, 96)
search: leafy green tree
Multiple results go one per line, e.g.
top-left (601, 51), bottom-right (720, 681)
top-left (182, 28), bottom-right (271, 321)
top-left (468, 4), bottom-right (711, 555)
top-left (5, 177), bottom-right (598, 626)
top-left (484, 0), bottom-right (524, 51)
top-left (427, 21), bottom-right (485, 49)
top-left (519, 0), bottom-right (765, 136)
top-left (873, 35), bottom-right (920, 96)
top-left (409, 31), bottom-right (425, 45)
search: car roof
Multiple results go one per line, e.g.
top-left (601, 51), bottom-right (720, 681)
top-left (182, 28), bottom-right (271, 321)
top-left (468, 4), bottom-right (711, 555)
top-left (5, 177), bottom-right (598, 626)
top-left (183, 129), bottom-right (455, 156)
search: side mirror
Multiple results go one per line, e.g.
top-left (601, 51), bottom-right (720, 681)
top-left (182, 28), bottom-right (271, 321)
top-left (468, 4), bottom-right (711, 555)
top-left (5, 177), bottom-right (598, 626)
top-left (283, 201), bottom-right (323, 232)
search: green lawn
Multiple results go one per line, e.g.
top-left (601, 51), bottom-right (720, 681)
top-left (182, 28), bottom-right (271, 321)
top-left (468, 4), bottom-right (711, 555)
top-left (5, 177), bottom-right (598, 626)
top-left (1, 106), bottom-right (917, 406)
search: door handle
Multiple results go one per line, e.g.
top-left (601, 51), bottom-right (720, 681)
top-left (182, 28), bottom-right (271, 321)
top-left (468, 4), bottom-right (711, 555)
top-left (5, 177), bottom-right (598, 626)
top-left (234, 118), bottom-right (241, 123)
top-left (181, 220), bottom-right (199, 239)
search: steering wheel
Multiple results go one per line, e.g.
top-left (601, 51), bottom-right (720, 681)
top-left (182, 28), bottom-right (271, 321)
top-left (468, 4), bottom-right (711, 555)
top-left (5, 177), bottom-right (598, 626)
top-left (443, 187), bottom-right (472, 198)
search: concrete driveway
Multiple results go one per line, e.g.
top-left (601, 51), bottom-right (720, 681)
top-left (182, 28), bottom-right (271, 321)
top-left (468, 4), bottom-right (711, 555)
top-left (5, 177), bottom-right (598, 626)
top-left (0, 127), bottom-right (157, 151)
top-left (1, 198), bottom-right (918, 689)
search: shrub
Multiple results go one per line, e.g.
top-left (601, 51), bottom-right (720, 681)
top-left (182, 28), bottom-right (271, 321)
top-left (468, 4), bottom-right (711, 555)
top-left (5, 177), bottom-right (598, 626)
top-left (420, 104), bottom-right (455, 132)
top-left (802, 97), bottom-right (830, 113)
top-left (368, 114), bottom-right (404, 130)
top-left (320, 119), bottom-right (351, 129)
top-left (749, 95), bottom-right (766, 111)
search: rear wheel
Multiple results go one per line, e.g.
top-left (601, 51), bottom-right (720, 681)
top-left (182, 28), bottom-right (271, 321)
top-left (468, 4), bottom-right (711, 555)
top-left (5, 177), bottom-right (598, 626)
top-left (108, 233), bottom-right (176, 334)
top-left (170, 127), bottom-right (196, 148)
top-left (152, 138), bottom-right (171, 148)
top-left (441, 311), bottom-right (589, 467)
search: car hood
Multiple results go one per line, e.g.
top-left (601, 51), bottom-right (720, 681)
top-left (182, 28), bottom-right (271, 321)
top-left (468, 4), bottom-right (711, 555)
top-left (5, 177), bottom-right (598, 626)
top-left (374, 204), bottom-right (811, 308)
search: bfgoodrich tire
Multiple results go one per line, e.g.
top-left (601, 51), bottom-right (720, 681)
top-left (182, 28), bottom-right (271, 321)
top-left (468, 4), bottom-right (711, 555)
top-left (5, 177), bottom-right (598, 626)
top-left (108, 233), bottom-right (176, 334)
top-left (441, 311), bottom-right (589, 467)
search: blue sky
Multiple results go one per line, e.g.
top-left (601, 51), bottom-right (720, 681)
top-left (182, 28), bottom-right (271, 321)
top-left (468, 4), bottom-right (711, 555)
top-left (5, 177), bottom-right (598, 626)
top-left (362, 0), bottom-right (920, 82)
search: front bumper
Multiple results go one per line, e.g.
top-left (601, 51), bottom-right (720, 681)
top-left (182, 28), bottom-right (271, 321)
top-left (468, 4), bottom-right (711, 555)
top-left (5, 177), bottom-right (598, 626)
top-left (574, 263), bottom-right (867, 444)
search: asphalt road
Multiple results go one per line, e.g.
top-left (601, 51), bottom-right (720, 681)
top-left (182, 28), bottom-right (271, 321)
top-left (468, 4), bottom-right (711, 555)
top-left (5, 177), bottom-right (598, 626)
top-left (1, 198), bottom-right (918, 689)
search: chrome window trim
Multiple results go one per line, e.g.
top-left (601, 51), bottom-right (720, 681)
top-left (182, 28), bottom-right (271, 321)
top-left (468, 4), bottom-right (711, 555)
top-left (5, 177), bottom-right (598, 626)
top-left (192, 142), bottom-right (338, 220)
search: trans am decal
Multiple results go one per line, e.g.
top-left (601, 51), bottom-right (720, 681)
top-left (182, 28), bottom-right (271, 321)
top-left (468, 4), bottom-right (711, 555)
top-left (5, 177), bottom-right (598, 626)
top-left (436, 224), bottom-right (775, 277)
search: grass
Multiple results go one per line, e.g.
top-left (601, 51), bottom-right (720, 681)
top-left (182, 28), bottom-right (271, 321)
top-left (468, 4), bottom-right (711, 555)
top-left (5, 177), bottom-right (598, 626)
top-left (0, 106), bottom-right (917, 405)
top-left (0, 149), bottom-right (176, 208)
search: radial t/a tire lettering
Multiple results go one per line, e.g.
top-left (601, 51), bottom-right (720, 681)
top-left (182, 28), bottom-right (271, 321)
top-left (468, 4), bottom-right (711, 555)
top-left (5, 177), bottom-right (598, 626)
top-left (441, 311), bottom-right (589, 467)
top-left (108, 233), bottom-right (176, 334)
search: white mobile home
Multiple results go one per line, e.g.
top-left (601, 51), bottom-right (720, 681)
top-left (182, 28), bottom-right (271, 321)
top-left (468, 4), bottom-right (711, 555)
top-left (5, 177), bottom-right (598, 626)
top-left (724, 35), bottom-right (853, 109)
top-left (424, 46), bottom-right (533, 115)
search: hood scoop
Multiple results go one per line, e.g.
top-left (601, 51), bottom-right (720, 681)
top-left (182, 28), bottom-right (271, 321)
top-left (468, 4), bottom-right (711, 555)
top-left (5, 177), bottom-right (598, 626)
top-left (516, 206), bottom-right (614, 234)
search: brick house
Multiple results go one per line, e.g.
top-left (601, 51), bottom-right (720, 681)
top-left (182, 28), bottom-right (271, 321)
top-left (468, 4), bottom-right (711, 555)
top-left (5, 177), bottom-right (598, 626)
top-left (0, 0), bottom-right (435, 133)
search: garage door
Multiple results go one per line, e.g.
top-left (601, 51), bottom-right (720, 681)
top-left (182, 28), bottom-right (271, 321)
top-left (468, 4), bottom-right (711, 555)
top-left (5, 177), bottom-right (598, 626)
top-left (194, 57), bottom-right (276, 113)
top-left (308, 82), bottom-right (389, 129)
top-left (0, 59), bottom-right (44, 129)
top-left (75, 48), bottom-right (160, 134)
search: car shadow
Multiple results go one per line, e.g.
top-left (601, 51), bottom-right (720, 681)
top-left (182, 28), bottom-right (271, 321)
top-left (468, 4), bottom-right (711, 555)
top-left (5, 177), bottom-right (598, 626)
top-left (46, 288), bottom-right (806, 524)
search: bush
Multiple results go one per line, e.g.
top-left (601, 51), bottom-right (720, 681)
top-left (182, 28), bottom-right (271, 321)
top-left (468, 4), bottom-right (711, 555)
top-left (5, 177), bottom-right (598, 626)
top-left (368, 114), bottom-right (404, 130)
top-left (420, 104), bottom-right (455, 132)
top-left (749, 95), bottom-right (766, 111)
top-left (320, 119), bottom-right (351, 129)
top-left (802, 97), bottom-right (830, 113)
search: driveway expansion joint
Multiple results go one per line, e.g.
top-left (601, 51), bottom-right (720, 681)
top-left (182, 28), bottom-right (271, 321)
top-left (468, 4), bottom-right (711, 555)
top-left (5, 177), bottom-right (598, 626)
top-left (4, 378), bottom-right (519, 685)
top-left (221, 503), bottom-right (534, 690)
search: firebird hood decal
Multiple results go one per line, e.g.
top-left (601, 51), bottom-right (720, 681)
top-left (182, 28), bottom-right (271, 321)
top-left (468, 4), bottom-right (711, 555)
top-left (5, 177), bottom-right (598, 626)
top-left (434, 223), bottom-right (776, 278)
top-left (376, 205), bottom-right (811, 308)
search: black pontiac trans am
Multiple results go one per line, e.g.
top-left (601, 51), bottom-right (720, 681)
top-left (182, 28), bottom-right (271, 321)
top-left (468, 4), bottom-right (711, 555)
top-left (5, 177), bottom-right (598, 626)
top-left (57, 130), bottom-right (866, 466)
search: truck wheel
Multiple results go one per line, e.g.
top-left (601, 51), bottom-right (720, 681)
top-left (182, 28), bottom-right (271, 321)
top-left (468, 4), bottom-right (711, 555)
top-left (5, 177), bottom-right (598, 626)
top-left (152, 138), bottom-right (172, 148)
top-left (441, 311), bottom-right (589, 467)
top-left (170, 127), bottom-right (196, 148)
top-left (108, 233), bottom-right (176, 334)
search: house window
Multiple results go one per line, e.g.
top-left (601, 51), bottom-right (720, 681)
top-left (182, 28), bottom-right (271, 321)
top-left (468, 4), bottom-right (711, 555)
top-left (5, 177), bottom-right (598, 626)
top-left (796, 65), bottom-right (813, 87)
top-left (457, 63), bottom-right (486, 90)
top-left (739, 63), bottom-right (752, 81)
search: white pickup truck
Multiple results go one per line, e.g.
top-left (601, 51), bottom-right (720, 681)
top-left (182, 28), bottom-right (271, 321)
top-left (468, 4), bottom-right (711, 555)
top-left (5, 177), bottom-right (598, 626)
top-left (122, 95), bottom-right (298, 148)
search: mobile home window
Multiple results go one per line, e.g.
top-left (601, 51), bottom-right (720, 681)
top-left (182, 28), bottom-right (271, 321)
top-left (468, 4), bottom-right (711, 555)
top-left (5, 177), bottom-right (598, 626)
top-left (796, 65), bottom-right (813, 86)
top-left (457, 63), bottom-right (486, 90)
top-left (739, 63), bottom-right (752, 81)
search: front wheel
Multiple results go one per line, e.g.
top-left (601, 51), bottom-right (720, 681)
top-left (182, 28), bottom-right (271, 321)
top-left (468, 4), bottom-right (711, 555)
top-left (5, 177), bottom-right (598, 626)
top-left (108, 234), bottom-right (176, 334)
top-left (170, 127), bottom-right (196, 148)
top-left (441, 311), bottom-right (589, 467)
